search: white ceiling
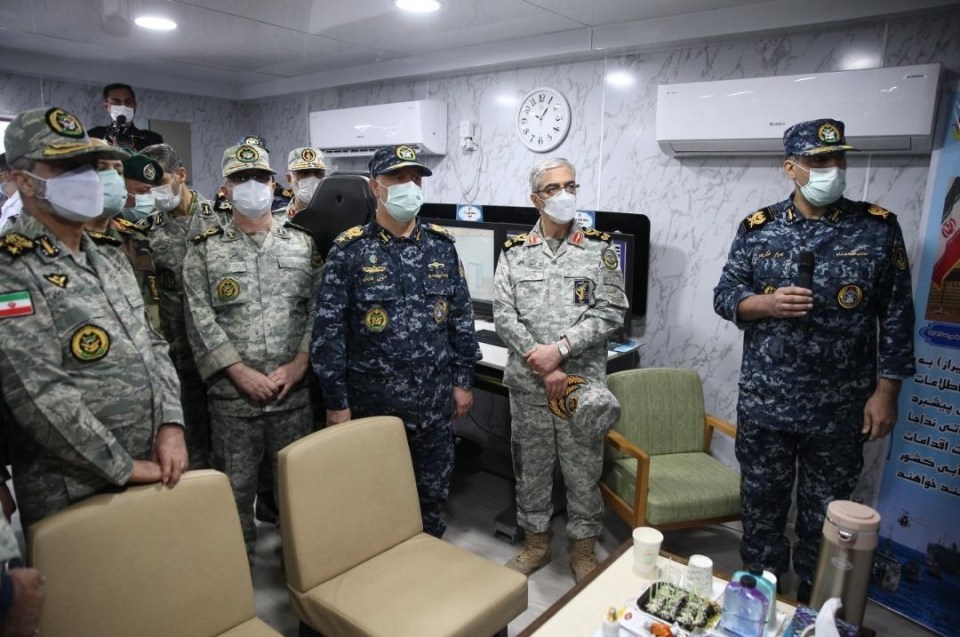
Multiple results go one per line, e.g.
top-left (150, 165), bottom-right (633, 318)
top-left (1, 0), bottom-right (957, 101)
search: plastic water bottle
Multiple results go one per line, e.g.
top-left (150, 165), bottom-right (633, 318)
top-left (719, 574), bottom-right (767, 637)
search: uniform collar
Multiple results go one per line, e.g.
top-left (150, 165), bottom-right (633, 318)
top-left (784, 194), bottom-right (848, 225)
top-left (371, 219), bottom-right (422, 245)
top-left (528, 220), bottom-right (585, 248)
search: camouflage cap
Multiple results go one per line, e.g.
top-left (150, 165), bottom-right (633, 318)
top-left (222, 143), bottom-right (275, 178)
top-left (368, 145), bottom-right (432, 177)
top-left (3, 106), bottom-right (130, 164)
top-left (783, 118), bottom-right (855, 156)
top-left (287, 147), bottom-right (328, 172)
top-left (123, 154), bottom-right (164, 185)
top-left (547, 375), bottom-right (621, 430)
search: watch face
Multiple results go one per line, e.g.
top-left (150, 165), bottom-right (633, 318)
top-left (517, 87), bottom-right (571, 153)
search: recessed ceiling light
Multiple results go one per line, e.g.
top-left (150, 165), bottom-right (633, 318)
top-left (134, 16), bottom-right (177, 31)
top-left (394, 0), bottom-right (441, 13)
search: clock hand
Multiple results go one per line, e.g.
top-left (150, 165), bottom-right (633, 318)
top-left (536, 106), bottom-right (548, 121)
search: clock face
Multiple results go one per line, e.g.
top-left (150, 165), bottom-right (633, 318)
top-left (516, 87), bottom-right (571, 153)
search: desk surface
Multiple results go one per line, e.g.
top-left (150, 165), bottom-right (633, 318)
top-left (517, 542), bottom-right (801, 637)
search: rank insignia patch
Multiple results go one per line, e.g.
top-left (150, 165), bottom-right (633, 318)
top-left (365, 307), bottom-right (389, 332)
top-left (602, 247), bottom-right (619, 271)
top-left (867, 205), bottom-right (892, 220)
top-left (71, 324), bottom-right (110, 362)
top-left (763, 284), bottom-right (776, 295)
top-left (44, 274), bottom-right (68, 288)
top-left (548, 375), bottom-right (588, 420)
top-left (217, 278), bottom-right (240, 301)
top-left (1, 233), bottom-right (35, 257)
top-left (893, 247), bottom-right (908, 271)
top-left (837, 284), bottom-right (863, 309)
top-left (36, 235), bottom-right (60, 257)
top-left (147, 275), bottom-right (160, 301)
top-left (573, 279), bottom-right (592, 305)
top-left (433, 299), bottom-right (449, 324)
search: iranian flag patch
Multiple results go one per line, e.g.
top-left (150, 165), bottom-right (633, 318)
top-left (0, 291), bottom-right (34, 319)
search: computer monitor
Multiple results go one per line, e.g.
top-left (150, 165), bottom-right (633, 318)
top-left (421, 218), bottom-right (499, 316)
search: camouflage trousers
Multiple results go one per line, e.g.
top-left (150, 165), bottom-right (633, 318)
top-left (735, 414), bottom-right (863, 583)
top-left (509, 396), bottom-right (609, 540)
top-left (210, 406), bottom-right (313, 555)
top-left (402, 420), bottom-right (455, 538)
top-left (178, 366), bottom-right (211, 470)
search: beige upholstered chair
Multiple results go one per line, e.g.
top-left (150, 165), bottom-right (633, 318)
top-left (30, 470), bottom-right (281, 637)
top-left (278, 416), bottom-right (528, 637)
top-left (601, 368), bottom-right (741, 530)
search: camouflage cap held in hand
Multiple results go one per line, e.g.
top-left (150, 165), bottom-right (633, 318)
top-left (123, 153), bottom-right (164, 185)
top-left (287, 147), bottom-right (328, 172)
top-left (368, 145), bottom-right (432, 177)
top-left (222, 143), bottom-right (276, 178)
top-left (4, 106), bottom-right (130, 164)
top-left (783, 118), bottom-right (855, 156)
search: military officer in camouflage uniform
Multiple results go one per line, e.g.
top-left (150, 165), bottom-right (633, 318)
top-left (0, 515), bottom-right (44, 635)
top-left (0, 107), bottom-right (187, 532)
top-left (713, 119), bottom-right (915, 601)
top-left (184, 142), bottom-right (319, 558)
top-left (83, 146), bottom-right (163, 332)
top-left (139, 143), bottom-right (221, 470)
top-left (494, 158), bottom-right (626, 582)
top-left (311, 145), bottom-right (481, 538)
top-left (282, 147), bottom-right (328, 218)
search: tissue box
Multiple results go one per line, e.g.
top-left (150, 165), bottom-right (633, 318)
top-left (783, 605), bottom-right (860, 637)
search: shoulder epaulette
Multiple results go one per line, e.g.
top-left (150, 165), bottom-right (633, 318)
top-left (741, 208), bottom-right (772, 232)
top-left (285, 221), bottom-right (310, 235)
top-left (192, 226), bottom-right (224, 243)
top-left (111, 217), bottom-right (142, 236)
top-left (213, 196), bottom-right (232, 212)
top-left (582, 228), bottom-right (611, 242)
top-left (0, 233), bottom-right (35, 258)
top-left (280, 188), bottom-right (293, 198)
top-left (424, 223), bottom-right (454, 241)
top-left (502, 233), bottom-right (527, 252)
top-left (334, 225), bottom-right (367, 248)
top-left (863, 204), bottom-right (896, 223)
top-left (86, 231), bottom-right (122, 246)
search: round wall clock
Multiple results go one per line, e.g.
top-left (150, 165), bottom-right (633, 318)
top-left (516, 87), bottom-right (571, 153)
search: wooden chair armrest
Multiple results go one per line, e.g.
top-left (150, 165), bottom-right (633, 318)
top-left (703, 414), bottom-right (737, 451)
top-left (605, 429), bottom-right (650, 462)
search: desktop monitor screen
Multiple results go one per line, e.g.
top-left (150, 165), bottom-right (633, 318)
top-left (421, 218), bottom-right (498, 307)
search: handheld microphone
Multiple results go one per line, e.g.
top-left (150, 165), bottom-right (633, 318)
top-left (115, 114), bottom-right (127, 127)
top-left (797, 251), bottom-right (814, 325)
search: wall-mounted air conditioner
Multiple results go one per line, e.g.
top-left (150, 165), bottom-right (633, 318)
top-left (656, 63), bottom-right (941, 156)
top-left (309, 100), bottom-right (447, 157)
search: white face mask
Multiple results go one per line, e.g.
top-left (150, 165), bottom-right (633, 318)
top-left (99, 169), bottom-right (127, 216)
top-left (294, 176), bottom-right (321, 205)
top-left (541, 189), bottom-right (577, 224)
top-left (380, 181), bottom-right (423, 223)
top-left (231, 180), bottom-right (273, 218)
top-left (109, 105), bottom-right (134, 123)
top-left (151, 180), bottom-right (182, 213)
top-left (27, 165), bottom-right (104, 222)
top-left (793, 163), bottom-right (846, 207)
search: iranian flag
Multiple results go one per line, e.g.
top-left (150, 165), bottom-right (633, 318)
top-left (0, 291), bottom-right (34, 318)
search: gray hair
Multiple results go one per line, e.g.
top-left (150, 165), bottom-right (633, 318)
top-left (528, 158), bottom-right (576, 193)
top-left (140, 143), bottom-right (183, 174)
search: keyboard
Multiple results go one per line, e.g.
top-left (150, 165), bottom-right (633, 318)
top-left (475, 329), bottom-right (506, 348)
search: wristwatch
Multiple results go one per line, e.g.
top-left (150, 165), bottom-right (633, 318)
top-left (557, 338), bottom-right (570, 358)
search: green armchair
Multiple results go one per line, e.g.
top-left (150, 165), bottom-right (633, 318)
top-left (600, 368), bottom-right (741, 530)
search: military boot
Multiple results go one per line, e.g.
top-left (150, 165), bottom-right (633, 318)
top-left (505, 531), bottom-right (551, 575)
top-left (570, 536), bottom-right (599, 582)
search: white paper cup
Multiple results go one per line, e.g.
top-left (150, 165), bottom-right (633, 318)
top-left (684, 554), bottom-right (713, 597)
top-left (632, 526), bottom-right (663, 577)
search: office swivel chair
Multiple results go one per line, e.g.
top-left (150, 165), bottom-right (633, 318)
top-left (291, 174), bottom-right (376, 259)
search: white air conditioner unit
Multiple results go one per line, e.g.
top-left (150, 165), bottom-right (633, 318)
top-left (656, 63), bottom-right (941, 156)
top-left (309, 100), bottom-right (447, 157)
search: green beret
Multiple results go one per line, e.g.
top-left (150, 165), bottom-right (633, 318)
top-left (123, 153), bottom-right (164, 185)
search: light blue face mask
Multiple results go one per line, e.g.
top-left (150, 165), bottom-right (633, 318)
top-left (121, 193), bottom-right (155, 222)
top-left (794, 164), bottom-right (846, 207)
top-left (99, 169), bottom-right (127, 216)
top-left (381, 181), bottom-right (423, 223)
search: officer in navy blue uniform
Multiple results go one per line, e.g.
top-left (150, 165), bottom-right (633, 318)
top-left (714, 119), bottom-right (915, 601)
top-left (310, 145), bottom-right (481, 537)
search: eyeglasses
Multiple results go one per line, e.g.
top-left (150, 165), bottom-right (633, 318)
top-left (228, 173), bottom-right (272, 184)
top-left (535, 182), bottom-right (579, 197)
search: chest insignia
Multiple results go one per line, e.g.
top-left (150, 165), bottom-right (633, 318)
top-left (364, 307), bottom-right (389, 332)
top-left (837, 284), bottom-right (864, 309)
top-left (44, 273), bottom-right (68, 288)
top-left (433, 299), bottom-right (449, 324)
top-left (217, 277), bottom-right (240, 301)
top-left (71, 324), bottom-right (110, 362)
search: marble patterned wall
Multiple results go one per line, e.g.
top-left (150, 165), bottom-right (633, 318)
top-left (0, 73), bottom-right (241, 198)
top-left (243, 8), bottom-right (960, 503)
